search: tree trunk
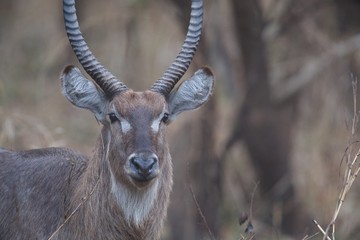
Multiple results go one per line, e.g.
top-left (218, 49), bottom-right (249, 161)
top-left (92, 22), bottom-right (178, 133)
top-left (230, 0), bottom-right (308, 236)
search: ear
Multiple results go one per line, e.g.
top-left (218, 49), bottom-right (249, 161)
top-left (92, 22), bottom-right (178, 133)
top-left (60, 65), bottom-right (108, 122)
top-left (167, 67), bottom-right (214, 121)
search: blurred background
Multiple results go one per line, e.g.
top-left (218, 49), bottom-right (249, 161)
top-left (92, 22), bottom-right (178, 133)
top-left (1, 0), bottom-right (360, 239)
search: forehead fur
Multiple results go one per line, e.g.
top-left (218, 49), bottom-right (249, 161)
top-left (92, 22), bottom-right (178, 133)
top-left (112, 90), bottom-right (166, 117)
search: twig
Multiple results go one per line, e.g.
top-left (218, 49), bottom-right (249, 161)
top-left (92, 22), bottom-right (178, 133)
top-left (302, 232), bottom-right (320, 240)
top-left (186, 161), bottom-right (216, 240)
top-left (351, 77), bottom-right (358, 135)
top-left (188, 182), bottom-right (216, 240)
top-left (312, 220), bottom-right (331, 240)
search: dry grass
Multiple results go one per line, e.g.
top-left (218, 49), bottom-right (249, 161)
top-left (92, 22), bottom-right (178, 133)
top-left (308, 79), bottom-right (360, 240)
top-left (0, 111), bottom-right (66, 149)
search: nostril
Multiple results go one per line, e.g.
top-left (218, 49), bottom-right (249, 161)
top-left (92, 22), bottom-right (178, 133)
top-left (148, 157), bottom-right (157, 169)
top-left (130, 157), bottom-right (142, 171)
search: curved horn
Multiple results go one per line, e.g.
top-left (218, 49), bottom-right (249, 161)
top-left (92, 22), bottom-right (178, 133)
top-left (150, 0), bottom-right (204, 96)
top-left (63, 0), bottom-right (128, 99)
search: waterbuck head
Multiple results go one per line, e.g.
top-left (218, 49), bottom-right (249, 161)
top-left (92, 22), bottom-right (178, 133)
top-left (61, 0), bottom-right (214, 192)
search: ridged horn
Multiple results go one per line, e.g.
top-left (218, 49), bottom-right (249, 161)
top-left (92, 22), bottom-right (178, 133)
top-left (150, 0), bottom-right (204, 96)
top-left (63, 0), bottom-right (128, 99)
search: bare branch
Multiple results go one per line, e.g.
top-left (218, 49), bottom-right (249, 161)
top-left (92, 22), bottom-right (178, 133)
top-left (273, 34), bottom-right (360, 102)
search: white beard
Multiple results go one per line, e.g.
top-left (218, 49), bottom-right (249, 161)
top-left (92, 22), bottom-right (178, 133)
top-left (109, 170), bottom-right (159, 226)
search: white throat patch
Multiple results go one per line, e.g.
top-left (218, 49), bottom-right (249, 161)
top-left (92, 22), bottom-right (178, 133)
top-left (109, 170), bottom-right (159, 226)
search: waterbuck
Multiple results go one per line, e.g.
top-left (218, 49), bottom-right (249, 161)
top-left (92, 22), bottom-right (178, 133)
top-left (0, 0), bottom-right (214, 239)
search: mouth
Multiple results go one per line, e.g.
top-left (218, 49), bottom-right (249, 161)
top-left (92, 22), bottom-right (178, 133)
top-left (129, 170), bottom-right (158, 183)
top-left (125, 166), bottom-right (160, 186)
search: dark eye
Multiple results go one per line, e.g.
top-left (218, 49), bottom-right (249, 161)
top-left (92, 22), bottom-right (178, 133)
top-left (161, 113), bottom-right (169, 123)
top-left (108, 113), bottom-right (119, 123)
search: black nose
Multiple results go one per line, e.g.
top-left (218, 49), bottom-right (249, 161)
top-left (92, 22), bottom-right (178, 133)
top-left (128, 152), bottom-right (159, 181)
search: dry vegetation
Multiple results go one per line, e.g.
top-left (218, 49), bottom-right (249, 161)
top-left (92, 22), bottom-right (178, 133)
top-left (1, 0), bottom-right (360, 239)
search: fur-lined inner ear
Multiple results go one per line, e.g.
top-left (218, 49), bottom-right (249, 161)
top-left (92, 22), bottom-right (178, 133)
top-left (61, 66), bottom-right (108, 122)
top-left (167, 67), bottom-right (214, 122)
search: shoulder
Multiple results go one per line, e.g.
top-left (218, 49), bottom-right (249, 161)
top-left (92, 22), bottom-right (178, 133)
top-left (0, 147), bottom-right (89, 173)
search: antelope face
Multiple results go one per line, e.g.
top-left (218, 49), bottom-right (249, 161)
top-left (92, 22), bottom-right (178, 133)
top-left (61, 67), bottom-right (214, 188)
top-left (108, 91), bottom-right (167, 186)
